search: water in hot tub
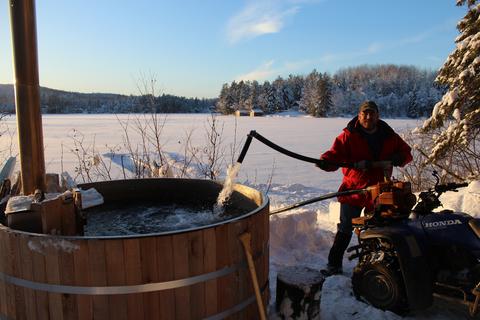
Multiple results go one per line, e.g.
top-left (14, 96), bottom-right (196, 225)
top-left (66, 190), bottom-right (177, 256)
top-left (84, 202), bottom-right (242, 236)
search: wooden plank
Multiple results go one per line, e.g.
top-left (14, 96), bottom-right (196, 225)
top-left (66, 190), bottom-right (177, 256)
top-left (228, 220), bottom-right (249, 320)
top-left (139, 237), bottom-right (159, 319)
top-left (44, 237), bottom-right (64, 320)
top-left (263, 208), bottom-right (270, 299)
top-left (173, 232), bottom-right (190, 320)
top-left (105, 239), bottom-right (128, 320)
top-left (188, 230), bottom-right (205, 319)
top-left (72, 240), bottom-right (92, 320)
top-left (231, 219), bottom-right (249, 316)
top-left (87, 239), bottom-right (109, 319)
top-left (60, 201), bottom-right (77, 236)
top-left (0, 229), bottom-right (10, 317)
top-left (156, 235), bottom-right (175, 320)
top-left (3, 231), bottom-right (17, 319)
top-left (203, 227), bottom-right (217, 317)
top-left (31, 242), bottom-right (49, 320)
top-left (215, 224), bottom-right (231, 314)
top-left (10, 233), bottom-right (27, 320)
top-left (247, 212), bottom-right (267, 320)
top-left (123, 238), bottom-right (144, 319)
top-left (257, 210), bottom-right (269, 309)
top-left (18, 234), bottom-right (37, 319)
top-left (59, 239), bottom-right (78, 320)
top-left (41, 198), bottom-right (63, 235)
top-left (245, 301), bottom-right (258, 320)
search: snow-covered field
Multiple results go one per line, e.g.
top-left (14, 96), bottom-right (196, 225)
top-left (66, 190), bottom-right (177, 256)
top-left (1, 113), bottom-right (479, 319)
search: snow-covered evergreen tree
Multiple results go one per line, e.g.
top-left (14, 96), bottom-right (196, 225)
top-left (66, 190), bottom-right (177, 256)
top-left (272, 77), bottom-right (287, 112)
top-left (237, 80), bottom-right (251, 110)
top-left (406, 87), bottom-right (420, 118)
top-left (419, 0), bottom-right (480, 162)
top-left (286, 74), bottom-right (304, 109)
top-left (245, 80), bottom-right (260, 111)
top-left (299, 70), bottom-right (320, 115)
top-left (216, 83), bottom-right (234, 114)
top-left (263, 81), bottom-right (277, 113)
top-left (318, 73), bottom-right (333, 116)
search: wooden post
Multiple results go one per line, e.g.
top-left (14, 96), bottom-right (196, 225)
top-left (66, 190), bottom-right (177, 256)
top-left (276, 266), bottom-right (325, 319)
top-left (9, 0), bottom-right (46, 194)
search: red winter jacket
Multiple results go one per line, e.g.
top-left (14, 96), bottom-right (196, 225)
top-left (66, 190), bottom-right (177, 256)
top-left (320, 117), bottom-right (412, 210)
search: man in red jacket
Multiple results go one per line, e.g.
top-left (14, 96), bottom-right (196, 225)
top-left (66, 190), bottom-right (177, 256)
top-left (317, 100), bottom-right (412, 276)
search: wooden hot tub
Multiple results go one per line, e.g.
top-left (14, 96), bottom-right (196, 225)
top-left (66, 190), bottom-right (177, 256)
top-left (0, 178), bottom-right (269, 319)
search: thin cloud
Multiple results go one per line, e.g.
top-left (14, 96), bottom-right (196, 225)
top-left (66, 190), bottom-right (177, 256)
top-left (427, 56), bottom-right (443, 62)
top-left (233, 17), bottom-right (454, 81)
top-left (317, 22), bottom-right (452, 65)
top-left (235, 58), bottom-right (318, 82)
top-left (235, 60), bottom-right (277, 81)
top-left (397, 31), bottom-right (430, 45)
top-left (284, 58), bottom-right (315, 71)
top-left (367, 42), bottom-right (383, 54)
top-left (227, 1), bottom-right (300, 44)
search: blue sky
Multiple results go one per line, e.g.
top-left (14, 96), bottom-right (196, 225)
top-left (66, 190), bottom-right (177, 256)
top-left (0, 1), bottom-right (467, 98)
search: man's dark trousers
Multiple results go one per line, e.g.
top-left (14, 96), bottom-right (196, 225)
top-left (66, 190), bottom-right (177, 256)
top-left (328, 203), bottom-right (363, 268)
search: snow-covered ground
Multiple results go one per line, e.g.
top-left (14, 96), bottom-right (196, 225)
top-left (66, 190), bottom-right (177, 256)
top-left (1, 113), bottom-right (479, 319)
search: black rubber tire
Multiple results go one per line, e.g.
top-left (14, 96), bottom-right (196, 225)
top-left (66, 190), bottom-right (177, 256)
top-left (352, 261), bottom-right (407, 314)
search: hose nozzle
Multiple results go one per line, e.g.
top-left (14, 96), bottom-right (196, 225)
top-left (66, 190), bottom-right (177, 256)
top-left (236, 130), bottom-right (255, 164)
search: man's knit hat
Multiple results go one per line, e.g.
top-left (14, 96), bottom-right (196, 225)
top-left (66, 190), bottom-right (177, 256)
top-left (359, 101), bottom-right (378, 113)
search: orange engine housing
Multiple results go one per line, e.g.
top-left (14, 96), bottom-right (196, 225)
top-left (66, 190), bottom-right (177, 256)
top-left (369, 180), bottom-right (417, 218)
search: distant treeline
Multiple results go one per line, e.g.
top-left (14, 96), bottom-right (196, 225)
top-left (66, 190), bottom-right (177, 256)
top-left (216, 65), bottom-right (445, 118)
top-left (0, 64), bottom-right (444, 117)
top-left (0, 85), bottom-right (216, 114)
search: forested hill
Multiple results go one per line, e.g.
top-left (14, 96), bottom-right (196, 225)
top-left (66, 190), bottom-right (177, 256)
top-left (0, 84), bottom-right (216, 114)
top-left (216, 65), bottom-right (445, 118)
top-left (0, 64), bottom-right (444, 117)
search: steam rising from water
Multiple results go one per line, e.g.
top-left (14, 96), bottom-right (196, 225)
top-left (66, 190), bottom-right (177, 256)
top-left (214, 162), bottom-right (242, 215)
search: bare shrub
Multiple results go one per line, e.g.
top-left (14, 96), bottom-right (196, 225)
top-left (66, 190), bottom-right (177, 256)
top-left (116, 114), bottom-right (170, 179)
top-left (65, 75), bottom-right (260, 186)
top-left (398, 128), bottom-right (476, 192)
top-left (68, 130), bottom-right (118, 183)
top-left (192, 114), bottom-right (226, 180)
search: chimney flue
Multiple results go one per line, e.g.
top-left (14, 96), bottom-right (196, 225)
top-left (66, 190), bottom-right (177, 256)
top-left (9, 0), bottom-right (46, 194)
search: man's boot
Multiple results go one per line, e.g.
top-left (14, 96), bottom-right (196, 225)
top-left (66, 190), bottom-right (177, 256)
top-left (321, 231), bottom-right (352, 276)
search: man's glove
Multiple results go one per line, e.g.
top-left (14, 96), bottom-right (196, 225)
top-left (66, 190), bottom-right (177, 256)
top-left (354, 160), bottom-right (372, 170)
top-left (390, 153), bottom-right (403, 167)
top-left (316, 159), bottom-right (337, 171)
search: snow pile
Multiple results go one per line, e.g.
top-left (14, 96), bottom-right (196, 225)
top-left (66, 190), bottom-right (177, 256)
top-left (439, 180), bottom-right (480, 218)
top-left (78, 188), bottom-right (104, 209)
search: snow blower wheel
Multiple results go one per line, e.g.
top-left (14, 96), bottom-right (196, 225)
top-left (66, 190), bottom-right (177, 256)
top-left (352, 261), bottom-right (407, 314)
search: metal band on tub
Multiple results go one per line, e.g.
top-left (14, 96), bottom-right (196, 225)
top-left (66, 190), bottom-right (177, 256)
top-left (0, 245), bottom-right (268, 320)
top-left (0, 264), bottom-right (236, 294)
top-left (0, 245), bottom-right (267, 294)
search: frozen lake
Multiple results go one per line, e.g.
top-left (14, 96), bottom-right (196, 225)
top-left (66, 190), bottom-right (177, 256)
top-left (0, 113), bottom-right (421, 192)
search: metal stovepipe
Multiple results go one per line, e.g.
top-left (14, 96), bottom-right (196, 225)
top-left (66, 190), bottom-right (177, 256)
top-left (9, 0), bottom-right (46, 194)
